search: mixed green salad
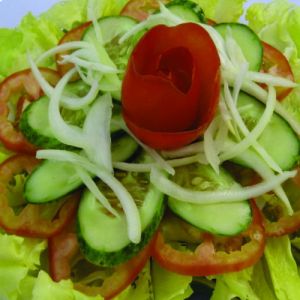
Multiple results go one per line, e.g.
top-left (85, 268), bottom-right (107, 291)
top-left (1, 0), bottom-right (300, 299)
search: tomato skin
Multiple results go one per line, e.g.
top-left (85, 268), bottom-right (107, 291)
top-left (263, 168), bottom-right (300, 237)
top-left (48, 220), bottom-right (79, 282)
top-left (261, 41), bottom-right (294, 101)
top-left (0, 155), bottom-right (80, 238)
top-left (56, 22), bottom-right (92, 78)
top-left (152, 201), bottom-right (265, 276)
top-left (122, 23), bottom-right (221, 150)
top-left (0, 68), bottom-right (60, 154)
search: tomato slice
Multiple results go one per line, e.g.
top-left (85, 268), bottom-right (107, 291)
top-left (0, 68), bottom-right (60, 154)
top-left (152, 201), bottom-right (265, 276)
top-left (48, 219), bottom-right (79, 282)
top-left (122, 23), bottom-right (221, 150)
top-left (262, 168), bottom-right (300, 237)
top-left (0, 155), bottom-right (80, 238)
top-left (56, 22), bottom-right (92, 78)
top-left (49, 219), bottom-right (153, 300)
top-left (120, 0), bottom-right (169, 21)
top-left (261, 41), bottom-right (295, 101)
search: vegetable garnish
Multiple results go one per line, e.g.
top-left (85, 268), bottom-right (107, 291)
top-left (152, 201), bottom-right (265, 276)
top-left (122, 23), bottom-right (221, 149)
top-left (261, 41), bottom-right (295, 101)
top-left (0, 68), bottom-right (60, 153)
top-left (0, 155), bottom-right (79, 238)
top-left (1, 0), bottom-right (300, 299)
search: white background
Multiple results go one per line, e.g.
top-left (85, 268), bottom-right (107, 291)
top-left (0, 0), bottom-right (299, 28)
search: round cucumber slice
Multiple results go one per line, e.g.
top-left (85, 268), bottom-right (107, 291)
top-left (168, 164), bottom-right (252, 236)
top-left (77, 171), bottom-right (165, 267)
top-left (215, 23), bottom-right (263, 71)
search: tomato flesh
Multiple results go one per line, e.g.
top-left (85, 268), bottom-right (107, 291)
top-left (261, 41), bottom-right (295, 101)
top-left (0, 155), bottom-right (80, 238)
top-left (152, 201), bottom-right (265, 276)
top-left (122, 23), bottom-right (221, 150)
top-left (0, 68), bottom-right (60, 154)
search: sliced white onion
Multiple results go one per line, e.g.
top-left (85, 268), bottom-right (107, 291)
top-left (114, 118), bottom-right (175, 175)
top-left (37, 149), bottom-right (141, 244)
top-left (36, 41), bottom-right (91, 64)
top-left (75, 165), bottom-right (118, 216)
top-left (246, 71), bottom-right (298, 87)
top-left (83, 93), bottom-right (113, 172)
top-left (150, 166), bottom-right (296, 205)
top-left (223, 81), bottom-right (282, 173)
top-left (113, 153), bottom-right (207, 173)
top-left (48, 68), bottom-right (87, 148)
top-left (161, 141), bottom-right (204, 159)
top-left (204, 118), bottom-right (221, 174)
top-left (228, 140), bottom-right (293, 214)
top-left (220, 86), bottom-right (277, 162)
top-left (61, 79), bottom-right (99, 110)
top-left (27, 54), bottom-right (54, 96)
top-left (61, 54), bottom-right (118, 73)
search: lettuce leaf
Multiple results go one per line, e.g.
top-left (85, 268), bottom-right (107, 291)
top-left (192, 0), bottom-right (247, 22)
top-left (0, 0), bottom-right (130, 80)
top-left (246, 0), bottom-right (300, 122)
top-left (0, 233), bottom-right (46, 300)
top-left (152, 261), bottom-right (193, 300)
top-left (264, 237), bottom-right (300, 300)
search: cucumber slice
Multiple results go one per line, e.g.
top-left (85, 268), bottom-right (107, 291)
top-left (20, 96), bottom-right (125, 149)
top-left (77, 171), bottom-right (165, 266)
top-left (24, 134), bottom-right (138, 204)
top-left (24, 160), bottom-right (82, 203)
top-left (215, 23), bottom-right (263, 71)
top-left (111, 134), bottom-right (139, 162)
top-left (237, 92), bottom-right (300, 170)
top-left (168, 164), bottom-right (252, 236)
top-left (82, 16), bottom-right (139, 71)
top-left (166, 0), bottom-right (205, 22)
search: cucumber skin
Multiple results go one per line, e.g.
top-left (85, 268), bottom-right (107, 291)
top-left (166, 0), bottom-right (205, 22)
top-left (19, 101), bottom-right (76, 150)
top-left (76, 198), bottom-right (165, 267)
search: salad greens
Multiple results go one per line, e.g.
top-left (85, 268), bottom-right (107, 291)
top-left (0, 0), bottom-right (300, 299)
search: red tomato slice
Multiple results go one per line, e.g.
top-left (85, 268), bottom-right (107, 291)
top-left (0, 68), bottom-right (60, 154)
top-left (48, 220), bottom-right (79, 282)
top-left (121, 0), bottom-right (169, 21)
top-left (49, 219), bottom-right (153, 300)
top-left (261, 41), bottom-right (295, 101)
top-left (262, 168), bottom-right (300, 237)
top-left (152, 201), bottom-right (265, 276)
top-left (122, 23), bottom-right (221, 150)
top-left (0, 155), bottom-right (80, 238)
top-left (56, 22), bottom-right (92, 78)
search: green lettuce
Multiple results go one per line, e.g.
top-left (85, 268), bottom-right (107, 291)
top-left (264, 237), bottom-right (300, 300)
top-left (192, 0), bottom-right (247, 22)
top-left (0, 233), bottom-right (46, 300)
top-left (0, 0), bottom-right (130, 80)
top-left (210, 236), bottom-right (300, 300)
top-left (246, 0), bottom-right (300, 122)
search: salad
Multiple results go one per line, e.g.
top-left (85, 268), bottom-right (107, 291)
top-left (0, 0), bottom-right (300, 299)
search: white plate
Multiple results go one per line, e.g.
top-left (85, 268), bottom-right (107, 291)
top-left (0, 0), bottom-right (298, 28)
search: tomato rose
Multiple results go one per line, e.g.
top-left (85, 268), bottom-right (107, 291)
top-left (122, 23), bottom-right (221, 149)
